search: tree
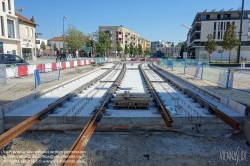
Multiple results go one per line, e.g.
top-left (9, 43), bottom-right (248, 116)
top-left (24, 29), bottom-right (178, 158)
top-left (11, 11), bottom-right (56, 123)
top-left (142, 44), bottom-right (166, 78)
top-left (179, 44), bottom-right (184, 58)
top-left (53, 43), bottom-right (58, 52)
top-left (138, 44), bottom-right (143, 57)
top-left (171, 42), bottom-right (174, 47)
top-left (204, 34), bottom-right (217, 62)
top-left (124, 44), bottom-right (129, 57)
top-left (129, 43), bottom-right (134, 57)
top-left (144, 48), bottom-right (151, 56)
top-left (40, 41), bottom-right (46, 56)
top-left (221, 23), bottom-right (240, 64)
top-left (116, 42), bottom-right (123, 57)
top-left (65, 25), bottom-right (85, 54)
top-left (134, 45), bottom-right (138, 57)
top-left (94, 31), bottom-right (111, 57)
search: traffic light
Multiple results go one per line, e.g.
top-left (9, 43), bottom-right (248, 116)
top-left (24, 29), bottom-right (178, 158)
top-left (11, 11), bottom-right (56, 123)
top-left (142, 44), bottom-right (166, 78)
top-left (91, 40), bottom-right (94, 47)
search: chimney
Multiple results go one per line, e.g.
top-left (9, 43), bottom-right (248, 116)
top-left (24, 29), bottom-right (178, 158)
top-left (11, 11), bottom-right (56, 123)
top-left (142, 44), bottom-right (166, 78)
top-left (30, 16), bottom-right (35, 22)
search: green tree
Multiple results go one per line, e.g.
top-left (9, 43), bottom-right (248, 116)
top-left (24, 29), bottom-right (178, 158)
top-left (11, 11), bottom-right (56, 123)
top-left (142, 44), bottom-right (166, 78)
top-left (65, 25), bottom-right (85, 54)
top-left (40, 41), bottom-right (46, 56)
top-left (94, 31), bottom-right (111, 57)
top-left (204, 33), bottom-right (217, 62)
top-left (179, 44), bottom-right (184, 58)
top-left (129, 43), bottom-right (134, 57)
top-left (134, 45), bottom-right (138, 57)
top-left (53, 43), bottom-right (58, 52)
top-left (144, 48), bottom-right (151, 56)
top-left (138, 44), bottom-right (143, 57)
top-left (116, 42), bottom-right (123, 57)
top-left (221, 23), bottom-right (240, 64)
top-left (171, 42), bottom-right (174, 47)
top-left (124, 44), bottom-right (129, 57)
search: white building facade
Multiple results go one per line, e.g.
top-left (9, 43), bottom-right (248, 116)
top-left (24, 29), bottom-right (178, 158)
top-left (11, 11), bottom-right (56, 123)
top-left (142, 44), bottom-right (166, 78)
top-left (0, 0), bottom-right (21, 55)
top-left (16, 13), bottom-right (37, 61)
top-left (151, 40), bottom-right (172, 51)
top-left (187, 10), bottom-right (250, 60)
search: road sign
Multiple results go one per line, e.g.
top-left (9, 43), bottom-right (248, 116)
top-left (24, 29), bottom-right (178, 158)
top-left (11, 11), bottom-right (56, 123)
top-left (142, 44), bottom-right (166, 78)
top-left (218, 50), bottom-right (224, 53)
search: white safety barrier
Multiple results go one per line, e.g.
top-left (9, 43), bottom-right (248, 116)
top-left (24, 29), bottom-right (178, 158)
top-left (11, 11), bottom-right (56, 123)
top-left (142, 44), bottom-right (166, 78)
top-left (56, 62), bottom-right (61, 69)
top-left (6, 66), bottom-right (16, 78)
top-left (65, 61), bottom-right (70, 68)
top-left (86, 59), bottom-right (90, 64)
top-left (28, 65), bottom-right (37, 75)
top-left (74, 61), bottom-right (78, 67)
top-left (0, 64), bottom-right (7, 84)
top-left (45, 63), bottom-right (52, 72)
top-left (80, 60), bottom-right (85, 66)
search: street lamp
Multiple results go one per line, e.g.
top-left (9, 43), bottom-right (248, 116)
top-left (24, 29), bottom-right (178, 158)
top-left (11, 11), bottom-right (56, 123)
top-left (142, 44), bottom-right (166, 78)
top-left (63, 16), bottom-right (67, 53)
top-left (236, 0), bottom-right (244, 63)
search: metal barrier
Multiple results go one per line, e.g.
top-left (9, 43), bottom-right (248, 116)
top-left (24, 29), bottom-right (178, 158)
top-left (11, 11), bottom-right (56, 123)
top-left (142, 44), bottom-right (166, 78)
top-left (34, 68), bottom-right (61, 90)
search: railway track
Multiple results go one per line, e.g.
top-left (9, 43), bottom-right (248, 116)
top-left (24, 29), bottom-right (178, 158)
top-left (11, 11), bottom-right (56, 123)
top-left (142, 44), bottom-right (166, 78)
top-left (139, 64), bottom-right (173, 127)
top-left (60, 63), bottom-right (126, 165)
top-left (0, 63), bottom-right (119, 149)
top-left (149, 63), bottom-right (241, 131)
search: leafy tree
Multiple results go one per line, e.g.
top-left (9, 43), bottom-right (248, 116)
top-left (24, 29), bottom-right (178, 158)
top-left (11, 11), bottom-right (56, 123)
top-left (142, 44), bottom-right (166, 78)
top-left (179, 44), bottom-right (184, 58)
top-left (53, 43), bottom-right (58, 52)
top-left (93, 31), bottom-right (111, 57)
top-left (116, 42), bottom-right (123, 57)
top-left (65, 25), bottom-right (85, 54)
top-left (144, 48), bottom-right (151, 56)
top-left (150, 49), bottom-right (156, 56)
top-left (129, 43), bottom-right (134, 57)
top-left (40, 41), bottom-right (46, 56)
top-left (138, 44), bottom-right (143, 57)
top-left (221, 23), bottom-right (239, 64)
top-left (124, 44), bottom-right (129, 57)
top-left (204, 33), bottom-right (217, 62)
top-left (134, 45), bottom-right (138, 57)
top-left (171, 42), bottom-right (174, 47)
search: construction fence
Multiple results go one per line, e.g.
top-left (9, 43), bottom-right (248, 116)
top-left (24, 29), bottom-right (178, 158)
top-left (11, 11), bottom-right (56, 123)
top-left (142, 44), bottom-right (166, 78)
top-left (159, 58), bottom-right (250, 93)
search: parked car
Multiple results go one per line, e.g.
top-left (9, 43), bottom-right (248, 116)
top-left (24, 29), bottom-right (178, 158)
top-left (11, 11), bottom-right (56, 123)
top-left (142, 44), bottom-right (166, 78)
top-left (0, 54), bottom-right (29, 66)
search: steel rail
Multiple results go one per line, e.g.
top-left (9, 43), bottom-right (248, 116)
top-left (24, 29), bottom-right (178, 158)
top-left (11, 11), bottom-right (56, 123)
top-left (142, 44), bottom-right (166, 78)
top-left (149, 64), bottom-right (241, 130)
top-left (0, 64), bottom-right (118, 149)
top-left (139, 64), bottom-right (173, 127)
top-left (60, 63), bottom-right (126, 166)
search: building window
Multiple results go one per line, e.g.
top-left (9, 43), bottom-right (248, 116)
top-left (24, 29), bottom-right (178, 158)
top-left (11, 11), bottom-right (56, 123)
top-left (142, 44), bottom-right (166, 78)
top-left (221, 22), bottom-right (223, 30)
top-left (226, 22), bottom-right (230, 28)
top-left (7, 19), bottom-right (14, 38)
top-left (218, 31), bottom-right (220, 39)
top-left (0, 16), bottom-right (4, 36)
top-left (232, 21), bottom-right (235, 26)
top-left (26, 27), bottom-right (28, 36)
top-left (2, 2), bottom-right (6, 12)
top-left (214, 22), bottom-right (216, 30)
top-left (30, 28), bottom-right (33, 37)
top-left (218, 22), bottom-right (220, 30)
top-left (7, 0), bottom-right (11, 10)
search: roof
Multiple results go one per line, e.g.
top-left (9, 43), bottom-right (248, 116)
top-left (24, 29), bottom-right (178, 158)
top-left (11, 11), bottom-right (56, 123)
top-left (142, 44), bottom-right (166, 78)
top-left (15, 12), bottom-right (37, 26)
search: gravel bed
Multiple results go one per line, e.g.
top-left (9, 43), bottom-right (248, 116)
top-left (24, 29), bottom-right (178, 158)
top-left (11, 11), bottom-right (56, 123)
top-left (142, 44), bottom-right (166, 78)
top-left (0, 131), bottom-right (249, 166)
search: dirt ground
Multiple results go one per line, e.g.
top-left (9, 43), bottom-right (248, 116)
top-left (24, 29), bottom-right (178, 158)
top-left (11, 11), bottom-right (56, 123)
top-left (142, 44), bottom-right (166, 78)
top-left (0, 130), bottom-right (249, 166)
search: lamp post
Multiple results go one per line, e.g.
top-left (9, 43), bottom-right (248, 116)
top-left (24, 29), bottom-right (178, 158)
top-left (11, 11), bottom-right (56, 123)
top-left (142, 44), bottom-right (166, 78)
top-left (63, 16), bottom-right (67, 53)
top-left (236, 0), bottom-right (244, 63)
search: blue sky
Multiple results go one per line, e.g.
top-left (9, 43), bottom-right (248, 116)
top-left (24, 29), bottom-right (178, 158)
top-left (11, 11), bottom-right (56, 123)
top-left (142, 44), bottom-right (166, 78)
top-left (15, 0), bottom-right (248, 45)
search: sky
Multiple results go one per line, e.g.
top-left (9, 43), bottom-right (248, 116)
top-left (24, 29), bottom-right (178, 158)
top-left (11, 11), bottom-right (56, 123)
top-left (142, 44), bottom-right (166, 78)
top-left (14, 0), bottom-right (249, 46)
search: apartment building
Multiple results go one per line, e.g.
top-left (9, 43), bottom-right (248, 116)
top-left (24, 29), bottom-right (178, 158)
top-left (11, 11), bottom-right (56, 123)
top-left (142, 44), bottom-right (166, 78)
top-left (15, 12), bottom-right (37, 60)
top-left (151, 40), bottom-right (172, 51)
top-left (0, 0), bottom-right (21, 55)
top-left (99, 25), bottom-right (150, 56)
top-left (158, 46), bottom-right (181, 57)
top-left (187, 9), bottom-right (250, 60)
